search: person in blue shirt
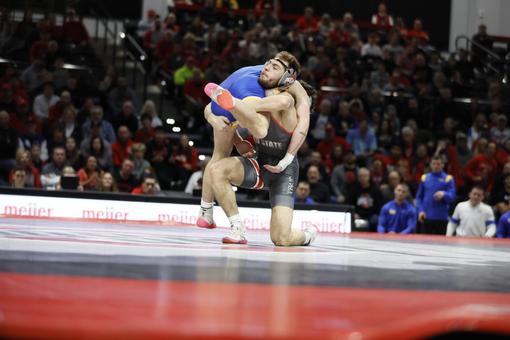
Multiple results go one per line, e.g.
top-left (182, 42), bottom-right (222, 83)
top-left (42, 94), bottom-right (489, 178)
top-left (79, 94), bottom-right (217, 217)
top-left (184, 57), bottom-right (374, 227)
top-left (497, 210), bottom-right (510, 238)
top-left (378, 183), bottom-right (416, 234)
top-left (416, 156), bottom-right (456, 235)
top-left (294, 181), bottom-right (316, 205)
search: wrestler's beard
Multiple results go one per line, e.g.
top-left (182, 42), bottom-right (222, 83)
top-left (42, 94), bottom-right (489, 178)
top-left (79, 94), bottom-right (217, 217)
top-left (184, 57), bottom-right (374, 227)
top-left (258, 77), bottom-right (278, 89)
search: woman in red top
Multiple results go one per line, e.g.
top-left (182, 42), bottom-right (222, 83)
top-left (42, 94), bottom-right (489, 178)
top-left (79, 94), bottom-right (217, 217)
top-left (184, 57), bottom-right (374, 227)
top-left (10, 149), bottom-right (41, 188)
top-left (78, 155), bottom-right (103, 190)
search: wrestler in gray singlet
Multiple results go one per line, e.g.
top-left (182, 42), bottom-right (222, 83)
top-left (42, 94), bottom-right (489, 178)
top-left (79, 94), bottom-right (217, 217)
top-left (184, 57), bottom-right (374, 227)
top-left (238, 116), bottom-right (299, 208)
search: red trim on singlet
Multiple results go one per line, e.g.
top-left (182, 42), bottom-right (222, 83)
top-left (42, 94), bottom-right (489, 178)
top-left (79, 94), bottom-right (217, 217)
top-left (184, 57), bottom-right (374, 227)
top-left (247, 158), bottom-right (264, 189)
top-left (269, 113), bottom-right (293, 136)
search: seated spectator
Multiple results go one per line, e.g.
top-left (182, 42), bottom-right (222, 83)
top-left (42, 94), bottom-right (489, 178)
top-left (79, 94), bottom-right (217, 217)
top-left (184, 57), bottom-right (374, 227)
top-left (143, 18), bottom-right (164, 51)
top-left (455, 132), bottom-right (472, 168)
top-left (407, 18), bottom-right (429, 44)
top-left (490, 114), bottom-right (510, 146)
top-left (377, 183), bottom-right (416, 234)
top-left (64, 136), bottom-right (83, 170)
top-left (306, 164), bottom-right (330, 203)
top-left (137, 9), bottom-right (157, 38)
top-left (140, 100), bottom-right (162, 127)
top-left (316, 123), bottom-right (350, 160)
top-left (97, 172), bottom-right (118, 192)
top-left (33, 82), bottom-right (59, 120)
top-left (146, 127), bottom-right (173, 190)
top-left (371, 3), bottom-right (394, 28)
top-left (114, 159), bottom-right (139, 193)
top-left (135, 113), bottom-right (155, 144)
top-left (10, 149), bottom-right (41, 188)
top-left (467, 113), bottom-right (488, 150)
top-left (324, 144), bottom-right (344, 175)
top-left (183, 69), bottom-right (208, 130)
top-left (112, 126), bottom-right (134, 168)
top-left (346, 119), bottom-right (378, 160)
top-left (112, 101), bottom-right (139, 135)
top-left (361, 33), bottom-right (383, 58)
top-left (294, 181), bottom-right (315, 205)
top-left (30, 143), bottom-right (45, 172)
top-left (170, 134), bottom-right (199, 190)
top-left (380, 170), bottom-right (402, 203)
top-left (40, 146), bottom-right (66, 190)
top-left (58, 166), bottom-right (83, 191)
top-left (330, 151), bottom-right (358, 203)
top-left (347, 167), bottom-right (383, 231)
top-left (492, 174), bottom-right (510, 219)
top-left (132, 175), bottom-right (159, 196)
top-left (81, 105), bottom-right (116, 144)
top-left (185, 156), bottom-right (210, 195)
top-left (131, 143), bottom-right (151, 181)
top-left (296, 6), bottom-right (318, 34)
top-left (447, 186), bottom-right (496, 238)
top-left (108, 77), bottom-right (140, 114)
top-left (0, 110), bottom-right (19, 184)
top-left (78, 155), bottom-right (102, 190)
top-left (497, 210), bottom-right (510, 238)
top-left (48, 90), bottom-right (72, 127)
top-left (83, 136), bottom-right (113, 173)
top-left (10, 166), bottom-right (26, 188)
top-left (56, 105), bottom-right (82, 144)
top-left (341, 12), bottom-right (359, 36)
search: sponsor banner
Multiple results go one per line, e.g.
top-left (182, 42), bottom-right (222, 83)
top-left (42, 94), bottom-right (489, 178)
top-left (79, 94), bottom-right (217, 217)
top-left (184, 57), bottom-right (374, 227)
top-left (0, 194), bottom-right (351, 233)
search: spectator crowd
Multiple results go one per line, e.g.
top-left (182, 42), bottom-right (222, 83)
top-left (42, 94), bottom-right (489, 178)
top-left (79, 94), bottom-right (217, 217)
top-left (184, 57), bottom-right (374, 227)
top-left (0, 1), bottom-right (509, 238)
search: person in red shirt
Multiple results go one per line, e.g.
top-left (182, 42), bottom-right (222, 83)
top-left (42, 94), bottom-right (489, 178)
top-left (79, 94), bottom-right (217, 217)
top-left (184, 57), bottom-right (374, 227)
top-left (9, 149), bottom-right (42, 188)
top-left (296, 6), bottom-right (318, 34)
top-left (316, 123), bottom-right (351, 160)
top-left (134, 113), bottom-right (155, 144)
top-left (77, 155), bottom-right (103, 190)
top-left (170, 134), bottom-right (198, 190)
top-left (407, 19), bottom-right (429, 44)
top-left (464, 141), bottom-right (499, 193)
top-left (62, 8), bottom-right (90, 45)
top-left (155, 30), bottom-right (174, 63)
top-left (132, 175), bottom-right (158, 195)
top-left (111, 126), bottom-right (134, 168)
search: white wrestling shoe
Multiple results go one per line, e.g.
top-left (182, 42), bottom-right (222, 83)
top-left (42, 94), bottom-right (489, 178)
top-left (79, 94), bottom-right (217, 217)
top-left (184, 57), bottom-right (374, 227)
top-left (303, 223), bottom-right (318, 246)
top-left (196, 206), bottom-right (216, 229)
top-left (204, 83), bottom-right (235, 111)
top-left (222, 223), bottom-right (248, 244)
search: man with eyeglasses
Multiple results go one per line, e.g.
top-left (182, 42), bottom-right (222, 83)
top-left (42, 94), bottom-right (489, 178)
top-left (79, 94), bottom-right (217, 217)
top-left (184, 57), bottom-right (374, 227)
top-left (197, 51), bottom-right (311, 230)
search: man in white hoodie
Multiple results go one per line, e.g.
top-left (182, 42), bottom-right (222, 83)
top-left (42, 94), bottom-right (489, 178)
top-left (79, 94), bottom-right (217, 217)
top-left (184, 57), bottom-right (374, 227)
top-left (447, 186), bottom-right (496, 238)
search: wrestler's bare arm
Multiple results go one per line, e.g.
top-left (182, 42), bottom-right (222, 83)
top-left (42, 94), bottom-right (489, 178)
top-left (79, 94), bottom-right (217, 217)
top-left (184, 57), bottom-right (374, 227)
top-left (285, 81), bottom-right (310, 156)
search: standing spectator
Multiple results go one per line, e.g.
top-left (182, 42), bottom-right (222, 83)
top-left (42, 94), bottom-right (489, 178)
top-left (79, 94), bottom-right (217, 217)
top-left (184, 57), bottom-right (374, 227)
top-left (0, 110), bottom-right (18, 184)
top-left (371, 3), bottom-right (394, 28)
top-left (295, 181), bottom-right (315, 205)
top-left (77, 155), bottom-right (102, 190)
top-left (497, 210), bottom-right (510, 238)
top-left (111, 126), bottom-right (134, 168)
top-left (33, 82), bottom-right (59, 120)
top-left (416, 156), bottom-right (456, 235)
top-left (447, 186), bottom-right (496, 238)
top-left (114, 158), bottom-right (139, 193)
top-left (306, 165), bottom-right (330, 204)
top-left (347, 167), bottom-right (383, 230)
top-left (40, 146), bottom-right (66, 190)
top-left (377, 183), bottom-right (416, 234)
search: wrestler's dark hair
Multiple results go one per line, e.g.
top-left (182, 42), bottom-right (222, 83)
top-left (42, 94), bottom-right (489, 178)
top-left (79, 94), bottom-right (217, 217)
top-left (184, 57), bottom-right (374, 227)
top-left (274, 51), bottom-right (301, 76)
top-left (298, 80), bottom-right (317, 111)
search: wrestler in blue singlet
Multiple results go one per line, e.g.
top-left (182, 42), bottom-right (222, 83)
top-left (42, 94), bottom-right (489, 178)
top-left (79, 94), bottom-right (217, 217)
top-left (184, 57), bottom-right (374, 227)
top-left (211, 65), bottom-right (265, 123)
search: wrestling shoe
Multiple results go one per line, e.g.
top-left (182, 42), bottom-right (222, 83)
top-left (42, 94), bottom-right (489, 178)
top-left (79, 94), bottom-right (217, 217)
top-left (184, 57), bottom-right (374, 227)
top-left (303, 223), bottom-right (318, 246)
top-left (196, 206), bottom-right (216, 229)
top-left (222, 223), bottom-right (248, 244)
top-left (204, 83), bottom-right (235, 111)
